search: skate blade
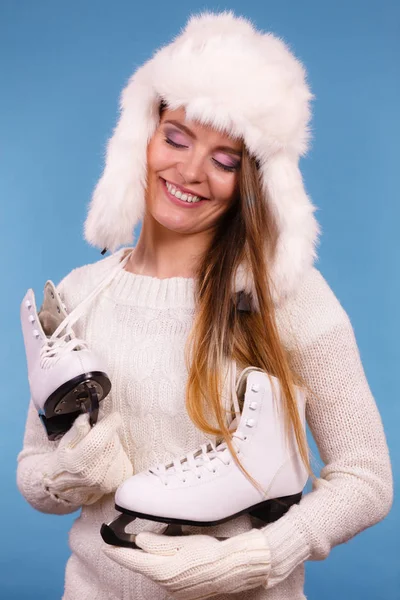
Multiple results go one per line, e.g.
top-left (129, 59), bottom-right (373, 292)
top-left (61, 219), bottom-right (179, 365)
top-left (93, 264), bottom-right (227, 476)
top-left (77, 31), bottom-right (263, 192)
top-left (100, 493), bottom-right (303, 548)
top-left (111, 492), bottom-right (302, 529)
top-left (100, 514), bottom-right (188, 548)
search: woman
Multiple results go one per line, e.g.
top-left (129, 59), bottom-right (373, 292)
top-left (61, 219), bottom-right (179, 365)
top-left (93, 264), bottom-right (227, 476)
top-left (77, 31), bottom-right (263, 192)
top-left (17, 11), bottom-right (393, 600)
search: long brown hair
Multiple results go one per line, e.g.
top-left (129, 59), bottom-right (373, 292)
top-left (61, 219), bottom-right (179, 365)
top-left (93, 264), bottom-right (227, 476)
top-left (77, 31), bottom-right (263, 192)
top-left (185, 147), bottom-right (313, 487)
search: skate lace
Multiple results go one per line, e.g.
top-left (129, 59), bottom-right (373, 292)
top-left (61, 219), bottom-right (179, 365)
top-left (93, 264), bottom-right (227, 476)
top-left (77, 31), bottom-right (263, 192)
top-left (151, 362), bottom-right (244, 484)
top-left (40, 330), bottom-right (89, 369)
top-left (39, 250), bottom-right (133, 369)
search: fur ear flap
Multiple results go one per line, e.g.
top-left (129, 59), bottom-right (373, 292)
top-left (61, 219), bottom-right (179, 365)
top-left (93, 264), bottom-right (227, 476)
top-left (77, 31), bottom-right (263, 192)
top-left (84, 70), bottom-right (160, 252)
top-left (263, 153), bottom-right (320, 304)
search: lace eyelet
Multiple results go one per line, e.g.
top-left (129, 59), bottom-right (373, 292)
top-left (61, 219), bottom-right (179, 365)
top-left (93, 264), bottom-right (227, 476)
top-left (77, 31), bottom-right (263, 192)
top-left (244, 436), bottom-right (248, 441)
top-left (212, 469), bottom-right (216, 473)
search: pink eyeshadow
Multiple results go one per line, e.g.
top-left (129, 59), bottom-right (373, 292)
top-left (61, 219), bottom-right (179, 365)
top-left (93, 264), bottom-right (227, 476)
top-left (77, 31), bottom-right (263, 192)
top-left (213, 151), bottom-right (240, 168)
top-left (165, 128), bottom-right (189, 146)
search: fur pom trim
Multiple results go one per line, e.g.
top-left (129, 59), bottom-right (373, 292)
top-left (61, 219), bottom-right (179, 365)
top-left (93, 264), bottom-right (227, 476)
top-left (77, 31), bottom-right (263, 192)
top-left (84, 11), bottom-right (320, 304)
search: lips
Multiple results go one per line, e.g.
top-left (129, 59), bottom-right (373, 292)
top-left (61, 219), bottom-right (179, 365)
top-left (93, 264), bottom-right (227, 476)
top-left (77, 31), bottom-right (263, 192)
top-left (162, 178), bottom-right (208, 200)
top-left (160, 178), bottom-right (209, 208)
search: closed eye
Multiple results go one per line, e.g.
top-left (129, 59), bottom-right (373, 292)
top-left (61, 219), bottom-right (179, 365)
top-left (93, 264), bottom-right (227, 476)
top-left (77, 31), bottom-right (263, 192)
top-left (164, 136), bottom-right (188, 149)
top-left (212, 157), bottom-right (240, 173)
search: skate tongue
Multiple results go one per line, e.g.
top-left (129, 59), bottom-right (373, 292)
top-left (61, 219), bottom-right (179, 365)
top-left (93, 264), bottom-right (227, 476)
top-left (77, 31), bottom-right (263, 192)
top-left (228, 417), bottom-right (238, 432)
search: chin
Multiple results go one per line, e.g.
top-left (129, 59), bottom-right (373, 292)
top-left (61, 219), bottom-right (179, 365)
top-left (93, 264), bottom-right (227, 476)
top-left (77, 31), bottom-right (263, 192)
top-left (151, 212), bottom-right (194, 234)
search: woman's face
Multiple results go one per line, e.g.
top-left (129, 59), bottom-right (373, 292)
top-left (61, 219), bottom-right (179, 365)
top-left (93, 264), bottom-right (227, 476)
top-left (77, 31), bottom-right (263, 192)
top-left (145, 107), bottom-right (242, 235)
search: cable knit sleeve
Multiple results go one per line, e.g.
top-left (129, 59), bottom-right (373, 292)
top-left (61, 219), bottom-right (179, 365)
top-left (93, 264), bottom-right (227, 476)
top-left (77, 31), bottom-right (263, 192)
top-left (261, 268), bottom-right (393, 589)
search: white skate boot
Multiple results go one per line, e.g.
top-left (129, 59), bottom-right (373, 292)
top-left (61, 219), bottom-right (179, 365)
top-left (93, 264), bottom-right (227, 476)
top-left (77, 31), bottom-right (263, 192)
top-left (20, 250), bottom-right (133, 440)
top-left (21, 281), bottom-right (111, 440)
top-left (101, 366), bottom-right (308, 548)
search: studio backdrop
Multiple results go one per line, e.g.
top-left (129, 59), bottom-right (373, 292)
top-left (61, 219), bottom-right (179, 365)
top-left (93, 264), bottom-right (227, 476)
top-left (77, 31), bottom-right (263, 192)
top-left (0, 1), bottom-right (398, 598)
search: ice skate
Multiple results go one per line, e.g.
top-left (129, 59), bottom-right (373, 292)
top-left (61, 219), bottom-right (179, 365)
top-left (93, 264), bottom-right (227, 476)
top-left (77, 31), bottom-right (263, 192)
top-left (101, 367), bottom-right (308, 548)
top-left (20, 251), bottom-right (133, 440)
top-left (21, 281), bottom-right (111, 440)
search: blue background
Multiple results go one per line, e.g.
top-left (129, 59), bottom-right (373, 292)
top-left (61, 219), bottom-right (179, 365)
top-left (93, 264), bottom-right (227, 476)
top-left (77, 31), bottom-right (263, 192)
top-left (1, 0), bottom-right (398, 598)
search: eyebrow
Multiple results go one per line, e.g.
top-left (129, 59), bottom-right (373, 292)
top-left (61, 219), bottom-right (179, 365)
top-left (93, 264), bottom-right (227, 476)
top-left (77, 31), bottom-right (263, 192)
top-left (163, 120), bottom-right (242, 157)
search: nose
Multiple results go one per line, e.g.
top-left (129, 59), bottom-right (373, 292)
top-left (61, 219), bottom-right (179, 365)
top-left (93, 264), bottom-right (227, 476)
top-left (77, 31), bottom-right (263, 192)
top-left (177, 149), bottom-right (206, 184)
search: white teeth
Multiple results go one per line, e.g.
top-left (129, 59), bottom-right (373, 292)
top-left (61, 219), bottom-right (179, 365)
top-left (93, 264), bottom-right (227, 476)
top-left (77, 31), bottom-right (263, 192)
top-left (165, 181), bottom-right (202, 203)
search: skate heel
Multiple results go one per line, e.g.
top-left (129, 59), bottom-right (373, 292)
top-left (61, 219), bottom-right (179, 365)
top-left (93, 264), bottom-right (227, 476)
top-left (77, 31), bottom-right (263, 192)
top-left (43, 371), bottom-right (111, 418)
top-left (249, 492), bottom-right (302, 523)
top-left (41, 372), bottom-right (111, 439)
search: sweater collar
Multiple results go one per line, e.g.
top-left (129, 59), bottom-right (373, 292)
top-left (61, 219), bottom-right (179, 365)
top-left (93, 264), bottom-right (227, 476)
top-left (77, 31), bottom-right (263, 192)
top-left (105, 249), bottom-right (196, 310)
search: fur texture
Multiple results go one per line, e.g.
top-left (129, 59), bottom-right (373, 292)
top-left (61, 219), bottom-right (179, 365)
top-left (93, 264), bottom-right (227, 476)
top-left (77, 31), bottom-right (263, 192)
top-left (84, 11), bottom-right (320, 305)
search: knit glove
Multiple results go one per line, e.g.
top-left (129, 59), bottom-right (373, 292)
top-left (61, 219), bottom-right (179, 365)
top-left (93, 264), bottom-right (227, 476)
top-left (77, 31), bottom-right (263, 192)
top-left (42, 412), bottom-right (133, 506)
top-left (103, 529), bottom-right (271, 599)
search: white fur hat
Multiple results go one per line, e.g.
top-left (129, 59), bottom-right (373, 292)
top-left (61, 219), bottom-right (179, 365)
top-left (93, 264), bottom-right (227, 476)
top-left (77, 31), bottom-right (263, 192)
top-left (84, 11), bottom-right (320, 305)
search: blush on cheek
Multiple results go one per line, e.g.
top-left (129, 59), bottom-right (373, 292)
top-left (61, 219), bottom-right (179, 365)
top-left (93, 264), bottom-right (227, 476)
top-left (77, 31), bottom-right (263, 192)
top-left (147, 136), bottom-right (173, 173)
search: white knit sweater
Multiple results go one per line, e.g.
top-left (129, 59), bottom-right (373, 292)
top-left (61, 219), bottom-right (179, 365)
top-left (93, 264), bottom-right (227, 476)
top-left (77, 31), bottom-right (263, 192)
top-left (17, 249), bottom-right (393, 600)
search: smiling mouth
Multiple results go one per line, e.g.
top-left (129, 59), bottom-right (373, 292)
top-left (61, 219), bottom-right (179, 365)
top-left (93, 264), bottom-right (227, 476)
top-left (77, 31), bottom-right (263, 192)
top-left (162, 178), bottom-right (208, 203)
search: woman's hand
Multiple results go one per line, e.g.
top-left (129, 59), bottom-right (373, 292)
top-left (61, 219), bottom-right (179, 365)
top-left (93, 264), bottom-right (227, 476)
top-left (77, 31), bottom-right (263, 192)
top-left (103, 528), bottom-right (271, 599)
top-left (42, 412), bottom-right (133, 506)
